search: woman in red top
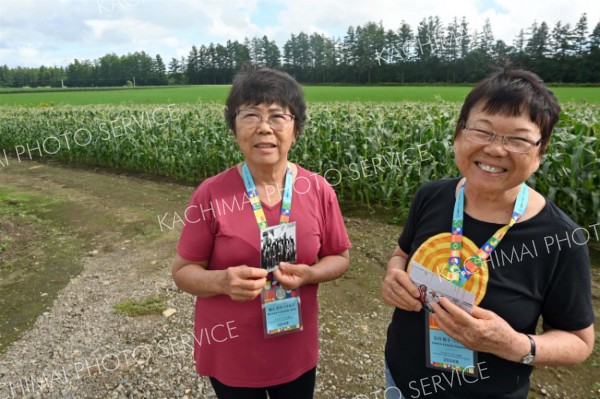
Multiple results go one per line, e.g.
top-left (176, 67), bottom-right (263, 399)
top-left (172, 67), bottom-right (351, 399)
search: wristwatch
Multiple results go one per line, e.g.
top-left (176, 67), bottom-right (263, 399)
top-left (520, 334), bottom-right (536, 364)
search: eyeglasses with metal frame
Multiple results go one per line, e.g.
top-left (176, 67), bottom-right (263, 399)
top-left (462, 125), bottom-right (543, 153)
top-left (236, 109), bottom-right (295, 131)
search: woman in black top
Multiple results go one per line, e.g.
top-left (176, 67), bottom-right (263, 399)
top-left (381, 68), bottom-right (594, 399)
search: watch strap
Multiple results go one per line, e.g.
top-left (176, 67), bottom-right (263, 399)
top-left (520, 334), bottom-right (536, 364)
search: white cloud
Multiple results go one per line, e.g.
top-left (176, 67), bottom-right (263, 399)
top-left (17, 46), bottom-right (39, 60)
top-left (204, 8), bottom-right (260, 40)
top-left (84, 18), bottom-right (170, 42)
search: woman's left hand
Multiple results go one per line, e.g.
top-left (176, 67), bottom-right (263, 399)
top-left (430, 297), bottom-right (528, 361)
top-left (273, 262), bottom-right (314, 290)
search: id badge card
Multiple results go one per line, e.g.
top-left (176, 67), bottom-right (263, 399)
top-left (261, 280), bottom-right (303, 337)
top-left (259, 222), bottom-right (302, 337)
top-left (408, 260), bottom-right (478, 375)
top-left (425, 312), bottom-right (478, 375)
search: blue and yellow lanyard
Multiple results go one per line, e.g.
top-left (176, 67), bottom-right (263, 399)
top-left (446, 182), bottom-right (529, 287)
top-left (241, 162), bottom-right (293, 228)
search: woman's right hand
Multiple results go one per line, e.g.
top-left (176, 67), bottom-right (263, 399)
top-left (222, 266), bottom-right (268, 301)
top-left (381, 247), bottom-right (423, 312)
top-left (382, 268), bottom-right (423, 311)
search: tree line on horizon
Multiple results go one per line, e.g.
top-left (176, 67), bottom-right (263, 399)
top-left (1, 13), bottom-right (599, 88)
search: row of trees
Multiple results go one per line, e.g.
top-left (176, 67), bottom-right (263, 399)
top-left (1, 13), bottom-right (598, 87)
top-left (0, 52), bottom-right (168, 88)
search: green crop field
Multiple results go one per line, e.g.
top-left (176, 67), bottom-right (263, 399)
top-left (0, 85), bottom-right (599, 106)
top-left (0, 102), bottom-right (598, 227)
top-left (0, 85), bottom-right (597, 226)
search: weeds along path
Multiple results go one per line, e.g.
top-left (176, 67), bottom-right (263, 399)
top-left (0, 160), bottom-right (598, 399)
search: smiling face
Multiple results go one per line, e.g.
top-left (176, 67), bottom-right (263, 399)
top-left (453, 102), bottom-right (543, 195)
top-left (234, 102), bottom-right (296, 170)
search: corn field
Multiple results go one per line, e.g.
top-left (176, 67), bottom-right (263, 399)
top-left (0, 103), bottom-right (598, 226)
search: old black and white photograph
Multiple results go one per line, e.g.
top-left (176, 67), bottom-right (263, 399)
top-left (260, 222), bottom-right (297, 272)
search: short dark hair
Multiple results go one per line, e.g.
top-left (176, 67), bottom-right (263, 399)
top-left (455, 68), bottom-right (561, 156)
top-left (225, 67), bottom-right (307, 138)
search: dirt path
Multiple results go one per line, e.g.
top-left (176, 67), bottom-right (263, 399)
top-left (0, 160), bottom-right (598, 399)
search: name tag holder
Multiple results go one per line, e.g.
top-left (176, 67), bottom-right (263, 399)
top-left (261, 278), bottom-right (303, 338)
top-left (420, 181), bottom-right (529, 376)
top-left (241, 162), bottom-right (303, 338)
top-left (425, 312), bottom-right (478, 376)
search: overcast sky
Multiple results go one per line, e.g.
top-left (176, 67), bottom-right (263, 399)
top-left (0, 0), bottom-right (597, 68)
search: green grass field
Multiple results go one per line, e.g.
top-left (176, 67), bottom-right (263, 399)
top-left (0, 85), bottom-right (598, 106)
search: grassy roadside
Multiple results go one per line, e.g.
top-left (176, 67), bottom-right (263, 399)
top-left (0, 160), bottom-right (187, 355)
top-left (0, 188), bottom-right (85, 354)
